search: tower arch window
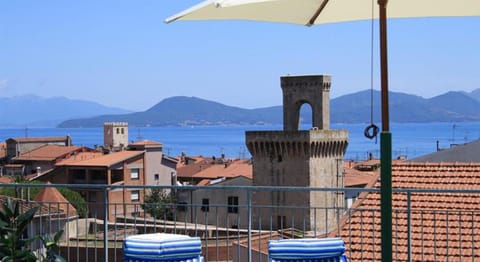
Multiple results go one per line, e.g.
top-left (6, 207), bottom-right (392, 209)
top-left (298, 102), bottom-right (313, 130)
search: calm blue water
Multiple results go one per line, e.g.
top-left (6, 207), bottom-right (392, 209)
top-left (1, 123), bottom-right (479, 160)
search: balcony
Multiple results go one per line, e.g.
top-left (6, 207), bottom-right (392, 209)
top-left (1, 183), bottom-right (479, 262)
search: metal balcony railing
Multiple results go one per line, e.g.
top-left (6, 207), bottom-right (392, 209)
top-left (1, 183), bottom-right (479, 262)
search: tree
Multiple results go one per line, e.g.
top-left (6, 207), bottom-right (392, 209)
top-left (56, 188), bottom-right (88, 218)
top-left (141, 189), bottom-right (175, 220)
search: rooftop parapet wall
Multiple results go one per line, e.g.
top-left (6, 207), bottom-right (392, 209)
top-left (104, 122), bottom-right (128, 126)
top-left (246, 130), bottom-right (348, 158)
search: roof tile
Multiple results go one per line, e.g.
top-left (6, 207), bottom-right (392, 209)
top-left (14, 145), bottom-right (83, 161)
top-left (334, 162), bottom-right (480, 261)
top-left (58, 150), bottom-right (144, 167)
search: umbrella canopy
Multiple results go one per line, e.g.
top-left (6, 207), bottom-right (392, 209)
top-left (166, 0), bottom-right (480, 25)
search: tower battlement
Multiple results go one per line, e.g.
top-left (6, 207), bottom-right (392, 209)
top-left (246, 130), bottom-right (348, 158)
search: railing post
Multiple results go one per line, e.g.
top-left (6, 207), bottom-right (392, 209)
top-left (247, 188), bottom-right (252, 262)
top-left (104, 186), bottom-right (109, 262)
top-left (407, 191), bottom-right (411, 262)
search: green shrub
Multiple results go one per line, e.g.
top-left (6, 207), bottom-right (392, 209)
top-left (0, 198), bottom-right (39, 261)
top-left (56, 188), bottom-right (88, 218)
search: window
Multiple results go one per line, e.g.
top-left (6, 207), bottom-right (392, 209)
top-left (154, 174), bottom-right (159, 181)
top-left (227, 196), bottom-right (239, 213)
top-left (121, 128), bottom-right (124, 134)
top-left (131, 168), bottom-right (139, 180)
top-left (201, 198), bottom-right (209, 212)
top-left (131, 190), bottom-right (140, 201)
top-left (116, 128), bottom-right (120, 134)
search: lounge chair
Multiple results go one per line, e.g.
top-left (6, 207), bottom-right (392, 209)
top-left (123, 233), bottom-right (204, 262)
top-left (268, 237), bottom-right (348, 262)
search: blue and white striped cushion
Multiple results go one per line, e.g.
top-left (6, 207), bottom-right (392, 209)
top-left (123, 233), bottom-right (202, 261)
top-left (270, 256), bottom-right (347, 262)
top-left (123, 255), bottom-right (204, 262)
top-left (268, 238), bottom-right (347, 262)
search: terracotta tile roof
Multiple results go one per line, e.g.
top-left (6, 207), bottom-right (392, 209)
top-left (177, 158), bottom-right (252, 180)
top-left (55, 151), bottom-right (104, 165)
top-left (33, 182), bottom-right (77, 217)
top-left (176, 157), bottom-right (213, 178)
top-left (176, 156), bottom-right (208, 168)
top-left (197, 179), bottom-right (211, 186)
top-left (352, 158), bottom-right (380, 171)
top-left (343, 165), bottom-right (378, 188)
top-left (59, 150), bottom-right (144, 167)
top-left (333, 162), bottom-right (480, 261)
top-left (192, 159), bottom-right (252, 180)
top-left (14, 145), bottom-right (82, 161)
top-left (0, 195), bottom-right (65, 217)
top-left (0, 176), bottom-right (12, 184)
top-left (7, 136), bottom-right (70, 143)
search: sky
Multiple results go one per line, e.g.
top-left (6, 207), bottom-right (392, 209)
top-left (1, 1), bottom-right (479, 112)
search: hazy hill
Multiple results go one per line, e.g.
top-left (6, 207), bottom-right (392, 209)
top-left (465, 88), bottom-right (480, 102)
top-left (0, 95), bottom-right (131, 127)
top-left (58, 96), bottom-right (281, 127)
top-left (330, 90), bottom-right (480, 123)
top-left (58, 90), bottom-right (480, 128)
top-left (428, 91), bottom-right (480, 120)
top-left (330, 90), bottom-right (432, 123)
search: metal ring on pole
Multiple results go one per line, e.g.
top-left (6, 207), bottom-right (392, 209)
top-left (364, 124), bottom-right (379, 139)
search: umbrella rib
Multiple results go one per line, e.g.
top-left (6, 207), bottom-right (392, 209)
top-left (307, 0), bottom-right (330, 26)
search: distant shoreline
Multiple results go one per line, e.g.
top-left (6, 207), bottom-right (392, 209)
top-left (2, 123), bottom-right (479, 161)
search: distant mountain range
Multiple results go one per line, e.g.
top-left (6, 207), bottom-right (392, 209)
top-left (0, 95), bottom-right (131, 127)
top-left (56, 89), bottom-right (480, 128)
top-left (330, 90), bottom-right (480, 123)
top-left (2, 90), bottom-right (480, 128)
top-left (58, 96), bottom-right (281, 128)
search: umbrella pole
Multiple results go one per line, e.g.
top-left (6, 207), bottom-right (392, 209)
top-left (378, 0), bottom-right (392, 262)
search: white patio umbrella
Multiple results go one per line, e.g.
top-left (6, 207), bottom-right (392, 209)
top-left (165, 1), bottom-right (480, 261)
top-left (166, 0), bottom-right (479, 25)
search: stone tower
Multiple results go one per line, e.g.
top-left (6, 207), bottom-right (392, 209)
top-left (246, 75), bottom-right (348, 234)
top-left (104, 122), bottom-right (128, 151)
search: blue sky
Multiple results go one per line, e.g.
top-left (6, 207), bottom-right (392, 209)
top-left (1, 1), bottom-right (479, 111)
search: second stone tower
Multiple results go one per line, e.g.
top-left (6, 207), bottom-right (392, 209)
top-left (246, 74), bottom-right (348, 233)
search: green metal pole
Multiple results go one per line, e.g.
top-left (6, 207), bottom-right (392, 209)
top-left (378, 0), bottom-right (392, 261)
top-left (380, 132), bottom-right (392, 262)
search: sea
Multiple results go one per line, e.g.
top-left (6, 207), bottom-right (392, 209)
top-left (1, 122), bottom-right (480, 161)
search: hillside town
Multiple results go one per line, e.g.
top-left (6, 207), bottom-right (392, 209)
top-left (1, 75), bottom-right (480, 261)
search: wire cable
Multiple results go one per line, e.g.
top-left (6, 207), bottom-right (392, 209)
top-left (364, 0), bottom-right (379, 141)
